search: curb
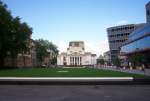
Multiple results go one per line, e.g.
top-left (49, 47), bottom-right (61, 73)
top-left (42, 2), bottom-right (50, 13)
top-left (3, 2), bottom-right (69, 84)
top-left (0, 77), bottom-right (149, 85)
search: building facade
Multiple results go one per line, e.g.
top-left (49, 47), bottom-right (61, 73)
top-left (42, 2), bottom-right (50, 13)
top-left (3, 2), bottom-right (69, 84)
top-left (4, 36), bottom-right (36, 68)
top-left (107, 23), bottom-right (145, 62)
top-left (57, 41), bottom-right (96, 66)
top-left (103, 51), bottom-right (111, 65)
top-left (120, 23), bottom-right (150, 68)
top-left (120, 1), bottom-right (150, 69)
top-left (146, 1), bottom-right (150, 23)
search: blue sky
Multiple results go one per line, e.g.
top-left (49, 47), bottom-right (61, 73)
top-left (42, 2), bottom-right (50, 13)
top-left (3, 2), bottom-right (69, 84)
top-left (3, 0), bottom-right (149, 56)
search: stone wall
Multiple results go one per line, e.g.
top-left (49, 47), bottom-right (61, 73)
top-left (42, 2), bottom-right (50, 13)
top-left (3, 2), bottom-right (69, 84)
top-left (4, 54), bottom-right (33, 68)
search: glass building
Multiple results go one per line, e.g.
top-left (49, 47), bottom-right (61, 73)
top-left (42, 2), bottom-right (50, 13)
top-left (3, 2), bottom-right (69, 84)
top-left (107, 24), bottom-right (145, 63)
top-left (120, 23), bottom-right (150, 68)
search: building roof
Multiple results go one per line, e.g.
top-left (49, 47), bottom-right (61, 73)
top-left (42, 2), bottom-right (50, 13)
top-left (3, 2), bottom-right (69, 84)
top-left (107, 23), bottom-right (145, 31)
top-left (69, 41), bottom-right (84, 43)
top-left (69, 41), bottom-right (84, 46)
top-left (107, 24), bottom-right (135, 31)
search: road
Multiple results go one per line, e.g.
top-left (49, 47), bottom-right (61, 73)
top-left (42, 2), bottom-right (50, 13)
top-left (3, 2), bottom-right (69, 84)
top-left (0, 85), bottom-right (150, 101)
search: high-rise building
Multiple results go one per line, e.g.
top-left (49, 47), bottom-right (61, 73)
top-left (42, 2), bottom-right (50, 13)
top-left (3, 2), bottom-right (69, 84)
top-left (107, 23), bottom-right (145, 62)
top-left (146, 1), bottom-right (150, 23)
top-left (120, 23), bottom-right (150, 69)
top-left (120, 1), bottom-right (150, 69)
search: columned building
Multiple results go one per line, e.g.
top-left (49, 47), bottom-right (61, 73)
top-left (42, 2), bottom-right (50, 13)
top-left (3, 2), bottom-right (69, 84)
top-left (57, 41), bottom-right (96, 66)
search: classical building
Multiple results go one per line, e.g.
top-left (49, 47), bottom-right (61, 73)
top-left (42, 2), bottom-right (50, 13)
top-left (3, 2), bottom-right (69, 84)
top-left (107, 23), bottom-right (145, 62)
top-left (57, 41), bottom-right (96, 66)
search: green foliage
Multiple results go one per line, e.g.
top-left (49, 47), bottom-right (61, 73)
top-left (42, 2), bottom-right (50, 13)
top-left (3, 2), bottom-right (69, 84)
top-left (0, 1), bottom-right (13, 66)
top-left (35, 39), bottom-right (58, 66)
top-left (0, 1), bottom-right (32, 67)
top-left (128, 53), bottom-right (144, 67)
top-left (112, 58), bottom-right (121, 67)
top-left (97, 59), bottom-right (105, 65)
top-left (35, 39), bottom-right (47, 64)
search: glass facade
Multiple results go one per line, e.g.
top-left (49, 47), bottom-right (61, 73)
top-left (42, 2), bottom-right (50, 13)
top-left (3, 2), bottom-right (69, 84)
top-left (121, 23), bottom-right (150, 55)
top-left (121, 36), bottom-right (150, 54)
top-left (128, 23), bottom-right (150, 41)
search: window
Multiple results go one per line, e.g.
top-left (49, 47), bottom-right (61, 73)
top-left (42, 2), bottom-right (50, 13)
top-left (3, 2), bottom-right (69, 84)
top-left (74, 42), bottom-right (79, 47)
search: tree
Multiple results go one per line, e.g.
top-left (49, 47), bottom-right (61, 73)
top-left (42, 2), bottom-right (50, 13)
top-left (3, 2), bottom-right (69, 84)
top-left (112, 57), bottom-right (121, 67)
top-left (10, 17), bottom-right (32, 67)
top-left (35, 39), bottom-right (58, 66)
top-left (0, 0), bottom-right (13, 67)
top-left (97, 55), bottom-right (105, 65)
top-left (35, 39), bottom-right (48, 66)
top-left (0, 1), bottom-right (32, 68)
top-left (48, 42), bottom-right (59, 65)
top-left (128, 53), bottom-right (144, 68)
top-left (97, 59), bottom-right (105, 65)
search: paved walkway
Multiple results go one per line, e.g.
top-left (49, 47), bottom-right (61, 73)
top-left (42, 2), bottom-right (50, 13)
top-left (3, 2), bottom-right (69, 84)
top-left (91, 66), bottom-right (150, 76)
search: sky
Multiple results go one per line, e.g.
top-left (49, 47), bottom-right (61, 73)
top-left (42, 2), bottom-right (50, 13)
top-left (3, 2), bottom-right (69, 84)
top-left (3, 0), bottom-right (149, 56)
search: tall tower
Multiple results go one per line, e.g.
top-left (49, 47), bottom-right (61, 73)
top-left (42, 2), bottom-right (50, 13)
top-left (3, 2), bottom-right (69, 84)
top-left (146, 1), bottom-right (150, 23)
top-left (107, 23), bottom-right (145, 62)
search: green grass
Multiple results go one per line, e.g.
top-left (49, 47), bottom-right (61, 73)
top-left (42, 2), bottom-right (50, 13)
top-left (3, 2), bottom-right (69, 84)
top-left (0, 67), bottom-right (149, 78)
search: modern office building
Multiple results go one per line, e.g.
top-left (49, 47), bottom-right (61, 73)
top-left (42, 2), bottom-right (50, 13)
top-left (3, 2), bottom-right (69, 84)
top-left (107, 23), bottom-right (145, 62)
top-left (120, 1), bottom-right (150, 69)
top-left (120, 23), bottom-right (150, 68)
top-left (57, 41), bottom-right (96, 66)
top-left (146, 1), bottom-right (150, 23)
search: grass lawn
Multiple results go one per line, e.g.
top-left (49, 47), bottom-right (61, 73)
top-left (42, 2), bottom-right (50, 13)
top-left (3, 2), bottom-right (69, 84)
top-left (0, 67), bottom-right (149, 78)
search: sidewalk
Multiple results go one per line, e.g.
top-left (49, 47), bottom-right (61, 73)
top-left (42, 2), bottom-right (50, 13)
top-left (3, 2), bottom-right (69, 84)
top-left (94, 66), bottom-right (150, 76)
